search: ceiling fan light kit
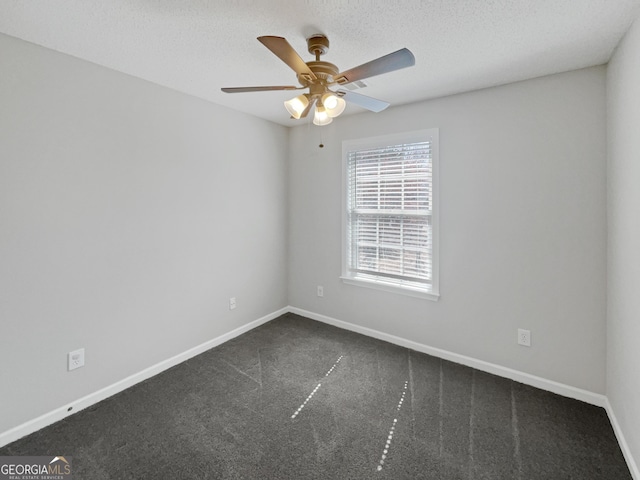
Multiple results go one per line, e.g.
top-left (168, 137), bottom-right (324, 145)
top-left (321, 92), bottom-right (346, 117)
top-left (222, 34), bottom-right (415, 126)
top-left (284, 94), bottom-right (309, 119)
top-left (313, 104), bottom-right (333, 126)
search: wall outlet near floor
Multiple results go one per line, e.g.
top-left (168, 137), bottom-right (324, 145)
top-left (68, 348), bottom-right (85, 371)
top-left (317, 286), bottom-right (324, 297)
top-left (517, 329), bottom-right (531, 347)
top-left (229, 297), bottom-right (236, 310)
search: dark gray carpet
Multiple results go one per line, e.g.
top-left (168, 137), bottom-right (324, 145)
top-left (0, 313), bottom-right (631, 479)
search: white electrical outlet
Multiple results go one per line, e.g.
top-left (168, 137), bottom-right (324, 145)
top-left (229, 297), bottom-right (236, 310)
top-left (317, 286), bottom-right (324, 297)
top-left (517, 329), bottom-right (531, 347)
top-left (68, 348), bottom-right (85, 371)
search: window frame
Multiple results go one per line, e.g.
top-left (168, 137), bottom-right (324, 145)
top-left (341, 129), bottom-right (440, 301)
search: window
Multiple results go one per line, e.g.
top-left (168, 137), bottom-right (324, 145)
top-left (342, 129), bottom-right (439, 300)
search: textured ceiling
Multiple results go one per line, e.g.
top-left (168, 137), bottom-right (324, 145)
top-left (1, 0), bottom-right (639, 127)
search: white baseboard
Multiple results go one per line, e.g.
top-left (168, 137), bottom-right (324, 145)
top-left (288, 306), bottom-right (607, 407)
top-left (0, 307), bottom-right (288, 449)
top-left (605, 398), bottom-right (640, 480)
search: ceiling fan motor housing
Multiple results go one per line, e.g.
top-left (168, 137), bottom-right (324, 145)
top-left (297, 35), bottom-right (338, 93)
top-left (299, 61), bottom-right (338, 88)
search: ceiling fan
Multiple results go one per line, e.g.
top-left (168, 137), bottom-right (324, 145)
top-left (221, 35), bottom-right (415, 125)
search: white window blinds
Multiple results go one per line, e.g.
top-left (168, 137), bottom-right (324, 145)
top-left (343, 130), bottom-right (438, 298)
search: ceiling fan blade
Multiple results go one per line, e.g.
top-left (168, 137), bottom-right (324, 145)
top-left (221, 86), bottom-right (300, 93)
top-left (335, 48), bottom-right (415, 85)
top-left (258, 36), bottom-right (317, 80)
top-left (337, 90), bottom-right (390, 113)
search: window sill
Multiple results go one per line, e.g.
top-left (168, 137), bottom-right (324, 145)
top-left (340, 276), bottom-right (440, 301)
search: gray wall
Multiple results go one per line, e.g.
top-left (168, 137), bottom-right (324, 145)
top-left (2, 28), bottom-right (630, 463)
top-left (0, 33), bottom-right (289, 434)
top-left (607, 15), bottom-right (640, 470)
top-left (288, 66), bottom-right (607, 394)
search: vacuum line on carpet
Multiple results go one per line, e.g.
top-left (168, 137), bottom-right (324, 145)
top-left (439, 361), bottom-right (444, 458)
top-left (511, 383), bottom-right (523, 479)
top-left (468, 370), bottom-right (476, 479)
top-left (376, 380), bottom-right (409, 472)
top-left (291, 355), bottom-right (344, 419)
